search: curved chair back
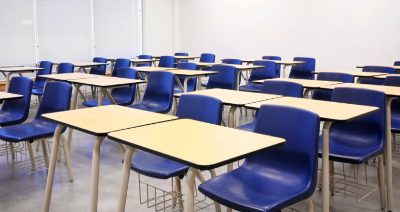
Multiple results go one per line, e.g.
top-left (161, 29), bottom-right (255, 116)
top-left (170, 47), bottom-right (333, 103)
top-left (384, 76), bottom-right (400, 132)
top-left (33, 61), bottom-right (53, 88)
top-left (35, 81), bottom-right (72, 120)
top-left (360, 66), bottom-right (395, 85)
top-left (158, 56), bottom-right (175, 68)
top-left (199, 53), bottom-right (215, 71)
top-left (222, 59), bottom-right (242, 65)
top-left (330, 87), bottom-right (386, 157)
top-left (394, 61), bottom-right (400, 66)
top-left (261, 80), bottom-right (303, 97)
top-left (89, 57), bottom-right (107, 75)
top-left (175, 52), bottom-right (188, 63)
top-left (206, 65), bottom-right (236, 90)
top-left (136, 55), bottom-right (152, 67)
top-left (176, 94), bottom-right (223, 125)
top-left (142, 71), bottom-right (174, 112)
top-left (288, 57), bottom-right (315, 79)
top-left (110, 68), bottom-right (138, 105)
top-left (175, 62), bottom-right (198, 92)
top-left (262, 56), bottom-right (281, 78)
top-left (57, 63), bottom-right (74, 74)
top-left (112, 58), bottom-right (130, 77)
top-left (1, 77), bottom-right (33, 126)
top-left (247, 104), bottom-right (320, 200)
top-left (312, 72), bottom-right (354, 101)
top-left (249, 60), bottom-right (277, 81)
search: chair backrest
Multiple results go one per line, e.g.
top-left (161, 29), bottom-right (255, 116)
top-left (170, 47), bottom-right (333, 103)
top-left (288, 57), bottom-right (316, 79)
top-left (176, 94), bottom-right (222, 125)
top-left (89, 57), bottom-right (107, 75)
top-left (249, 60), bottom-right (277, 81)
top-left (35, 81), bottom-right (72, 120)
top-left (394, 61), bottom-right (400, 66)
top-left (261, 80), bottom-right (303, 97)
top-left (199, 53), bottom-right (215, 63)
top-left (222, 59), bottom-right (242, 65)
top-left (57, 63), bottom-right (74, 74)
top-left (112, 58), bottom-right (131, 77)
top-left (360, 66), bottom-right (396, 85)
top-left (262, 56), bottom-right (281, 78)
top-left (1, 77), bottom-right (33, 126)
top-left (384, 76), bottom-right (400, 123)
top-left (384, 75), bottom-right (400, 86)
top-left (158, 56), bottom-right (175, 68)
top-left (142, 71), bottom-right (174, 112)
top-left (206, 65), bottom-right (236, 90)
top-left (312, 72), bottom-right (354, 101)
top-left (110, 68), bottom-right (138, 105)
top-left (136, 55), bottom-right (152, 67)
top-left (175, 62), bottom-right (198, 92)
top-left (175, 52), bottom-right (188, 63)
top-left (331, 87), bottom-right (386, 152)
top-left (34, 61), bottom-right (53, 88)
top-left (244, 104), bottom-right (320, 199)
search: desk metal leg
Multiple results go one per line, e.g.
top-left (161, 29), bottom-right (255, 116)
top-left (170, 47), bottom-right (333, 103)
top-left (117, 146), bottom-right (135, 212)
top-left (282, 65), bottom-right (287, 78)
top-left (304, 88), bottom-right (312, 99)
top-left (184, 167), bottom-right (198, 212)
top-left (386, 97), bottom-right (394, 211)
top-left (110, 61), bottom-right (114, 75)
top-left (227, 106), bottom-right (238, 174)
top-left (321, 121), bottom-right (332, 212)
top-left (42, 125), bottom-right (65, 212)
top-left (90, 136), bottom-right (106, 212)
top-left (5, 72), bottom-right (13, 92)
top-left (67, 84), bottom-right (81, 151)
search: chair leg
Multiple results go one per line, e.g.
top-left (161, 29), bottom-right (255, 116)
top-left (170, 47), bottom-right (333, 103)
top-left (35, 140), bottom-right (40, 151)
top-left (38, 95), bottom-right (42, 103)
top-left (329, 160), bottom-right (335, 195)
top-left (305, 198), bottom-right (314, 212)
top-left (208, 169), bottom-right (222, 212)
top-left (378, 155), bottom-right (386, 210)
top-left (27, 142), bottom-right (36, 166)
top-left (317, 168), bottom-right (322, 191)
top-left (174, 176), bottom-right (184, 210)
top-left (41, 140), bottom-right (49, 169)
top-left (60, 135), bottom-right (73, 182)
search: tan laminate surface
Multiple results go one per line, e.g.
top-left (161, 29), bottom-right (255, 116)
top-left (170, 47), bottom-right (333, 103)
top-left (356, 65), bottom-right (400, 70)
top-left (52, 62), bottom-right (108, 66)
top-left (245, 97), bottom-right (379, 122)
top-left (129, 59), bottom-right (155, 62)
top-left (236, 59), bottom-right (306, 65)
top-left (108, 119), bottom-right (285, 168)
top-left (37, 73), bottom-right (103, 80)
top-left (42, 105), bottom-right (178, 135)
top-left (68, 77), bottom-right (145, 87)
top-left (174, 88), bottom-right (281, 106)
top-left (373, 74), bottom-right (400, 79)
top-left (0, 65), bottom-right (23, 68)
top-left (133, 67), bottom-right (178, 72)
top-left (0, 92), bottom-right (23, 100)
top-left (311, 70), bottom-right (388, 77)
top-left (321, 83), bottom-right (400, 97)
top-left (169, 69), bottom-right (218, 76)
top-left (203, 64), bottom-right (264, 69)
top-left (253, 78), bottom-right (342, 88)
top-left (0, 67), bottom-right (44, 72)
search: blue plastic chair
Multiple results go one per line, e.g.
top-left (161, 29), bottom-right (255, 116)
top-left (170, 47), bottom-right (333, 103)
top-left (222, 59), bottom-right (241, 65)
top-left (262, 56), bottom-right (281, 78)
top-left (175, 52), bottom-right (188, 63)
top-left (236, 80), bottom-right (303, 132)
top-left (89, 57), bottom-right (107, 75)
top-left (174, 62), bottom-right (198, 94)
top-left (359, 66), bottom-right (395, 85)
top-left (126, 71), bottom-right (174, 113)
top-left (199, 53), bottom-right (216, 87)
top-left (0, 77), bottom-right (33, 127)
top-left (394, 61), bottom-right (400, 66)
top-left (206, 65), bottom-right (236, 90)
top-left (158, 56), bottom-right (175, 68)
top-left (32, 63), bottom-right (74, 97)
top-left (111, 58), bottom-right (130, 77)
top-left (129, 94), bottom-right (222, 179)
top-left (0, 81), bottom-right (72, 143)
top-left (199, 104), bottom-right (320, 212)
top-left (239, 60), bottom-right (277, 92)
top-left (82, 68), bottom-right (138, 107)
top-left (288, 57), bottom-right (316, 80)
top-left (312, 72), bottom-right (354, 101)
top-left (33, 61), bottom-right (52, 88)
top-left (136, 55), bottom-right (153, 80)
top-left (384, 76), bottom-right (400, 134)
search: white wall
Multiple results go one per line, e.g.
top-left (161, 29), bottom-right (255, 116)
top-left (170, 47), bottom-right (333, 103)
top-left (179, 0), bottom-right (400, 76)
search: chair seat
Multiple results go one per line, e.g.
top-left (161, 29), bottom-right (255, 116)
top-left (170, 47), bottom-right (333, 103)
top-left (82, 96), bottom-right (133, 107)
top-left (173, 85), bottom-right (195, 94)
top-left (0, 111), bottom-right (24, 127)
top-left (129, 152), bottom-right (189, 179)
top-left (239, 83), bottom-right (263, 92)
top-left (318, 136), bottom-right (383, 164)
top-left (199, 168), bottom-right (311, 212)
top-left (359, 78), bottom-right (385, 85)
top-left (126, 103), bottom-right (170, 113)
top-left (235, 120), bottom-right (256, 132)
top-left (391, 116), bottom-right (400, 133)
top-left (32, 88), bottom-right (44, 95)
top-left (0, 119), bottom-right (59, 142)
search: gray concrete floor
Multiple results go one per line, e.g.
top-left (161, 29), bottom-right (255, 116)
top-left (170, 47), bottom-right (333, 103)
top-left (0, 90), bottom-right (399, 212)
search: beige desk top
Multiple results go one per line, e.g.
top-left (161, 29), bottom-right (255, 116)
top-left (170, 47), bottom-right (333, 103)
top-left (174, 88), bottom-right (281, 106)
top-left (234, 59), bottom-right (306, 65)
top-left (149, 56), bottom-right (200, 59)
top-left (108, 119), bottom-right (285, 169)
top-left (203, 64), bottom-right (264, 70)
top-left (107, 58), bottom-right (136, 61)
top-left (134, 67), bottom-right (178, 72)
top-left (130, 59), bottom-right (155, 63)
top-left (192, 62), bottom-right (220, 67)
top-left (253, 78), bottom-right (342, 88)
top-left (0, 92), bottom-right (23, 100)
top-left (68, 77), bottom-right (145, 87)
top-left (321, 83), bottom-right (400, 97)
top-left (169, 69), bottom-right (218, 76)
top-left (0, 67), bottom-right (44, 72)
top-left (356, 65), bottom-right (400, 70)
top-left (42, 105), bottom-right (178, 136)
top-left (245, 97), bottom-right (379, 123)
top-left (52, 62), bottom-right (108, 67)
top-left (311, 70), bottom-right (388, 77)
top-left (0, 65), bottom-right (24, 68)
top-left (373, 74), bottom-right (400, 79)
top-left (37, 73), bottom-right (103, 81)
